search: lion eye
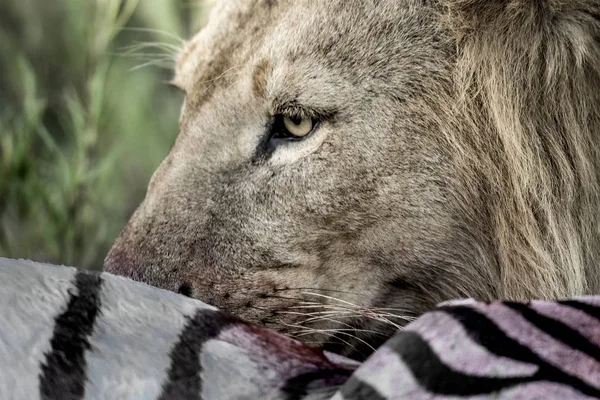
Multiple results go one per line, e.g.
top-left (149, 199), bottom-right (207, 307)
top-left (269, 114), bottom-right (318, 144)
top-left (282, 115), bottom-right (314, 138)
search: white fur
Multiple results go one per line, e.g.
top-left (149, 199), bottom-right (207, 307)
top-left (83, 271), bottom-right (212, 399)
top-left (0, 259), bottom-right (76, 400)
top-left (0, 258), bottom-right (354, 399)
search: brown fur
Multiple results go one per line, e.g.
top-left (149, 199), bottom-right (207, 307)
top-left (105, 0), bottom-right (600, 359)
top-left (444, 0), bottom-right (600, 298)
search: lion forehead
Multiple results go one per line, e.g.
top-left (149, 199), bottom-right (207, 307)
top-left (173, 0), bottom-right (282, 93)
top-left (174, 0), bottom-right (448, 109)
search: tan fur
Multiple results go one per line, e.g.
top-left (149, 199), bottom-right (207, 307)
top-left (105, 0), bottom-right (600, 359)
top-left (443, 0), bottom-right (600, 299)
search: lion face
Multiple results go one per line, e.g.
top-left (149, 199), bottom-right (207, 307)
top-left (105, 0), bottom-right (600, 359)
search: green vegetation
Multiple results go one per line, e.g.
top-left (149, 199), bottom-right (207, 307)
top-left (0, 0), bottom-right (208, 269)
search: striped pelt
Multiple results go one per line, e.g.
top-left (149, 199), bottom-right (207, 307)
top-left (1, 258), bottom-right (599, 399)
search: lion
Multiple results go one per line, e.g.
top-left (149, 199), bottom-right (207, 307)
top-left (104, 0), bottom-right (600, 359)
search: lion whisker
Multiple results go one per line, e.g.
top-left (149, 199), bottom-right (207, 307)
top-left (121, 27), bottom-right (186, 44)
top-left (298, 314), bottom-right (357, 329)
top-left (115, 52), bottom-right (178, 59)
top-left (295, 307), bottom-right (413, 330)
top-left (300, 292), bottom-right (367, 308)
top-left (281, 304), bottom-right (353, 311)
top-left (368, 306), bottom-right (414, 312)
top-left (284, 304), bottom-right (403, 323)
top-left (276, 287), bottom-right (369, 296)
top-left (273, 291), bottom-right (417, 319)
top-left (260, 295), bottom-right (416, 330)
top-left (300, 312), bottom-right (355, 323)
top-left (263, 294), bottom-right (321, 303)
top-left (281, 303), bottom-right (343, 308)
top-left (373, 313), bottom-right (416, 321)
top-left (283, 324), bottom-right (378, 353)
top-left (297, 292), bottom-right (415, 325)
top-left (120, 41), bottom-right (182, 55)
top-left (291, 328), bottom-right (388, 337)
top-left (129, 59), bottom-right (176, 72)
top-left (276, 310), bottom-right (354, 317)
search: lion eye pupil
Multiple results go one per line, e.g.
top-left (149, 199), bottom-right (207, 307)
top-left (281, 115), bottom-right (314, 138)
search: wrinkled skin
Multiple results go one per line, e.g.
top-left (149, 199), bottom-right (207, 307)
top-left (105, 0), bottom-right (600, 359)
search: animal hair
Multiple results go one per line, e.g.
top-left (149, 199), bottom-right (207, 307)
top-left (442, 0), bottom-right (600, 299)
top-left (103, 1), bottom-right (600, 357)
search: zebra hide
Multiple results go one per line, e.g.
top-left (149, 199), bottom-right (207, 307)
top-left (0, 258), bottom-right (599, 399)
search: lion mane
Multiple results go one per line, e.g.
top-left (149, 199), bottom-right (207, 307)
top-left (444, 0), bottom-right (600, 299)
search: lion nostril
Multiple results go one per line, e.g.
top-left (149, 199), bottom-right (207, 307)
top-left (177, 283), bottom-right (194, 298)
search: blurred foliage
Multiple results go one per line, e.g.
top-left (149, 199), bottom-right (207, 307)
top-left (0, 0), bottom-right (210, 269)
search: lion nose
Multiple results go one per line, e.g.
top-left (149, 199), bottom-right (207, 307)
top-left (104, 239), bottom-right (161, 286)
top-left (103, 243), bottom-right (137, 279)
top-left (104, 237), bottom-right (204, 301)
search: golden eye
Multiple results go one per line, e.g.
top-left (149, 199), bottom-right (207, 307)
top-left (283, 115), bottom-right (314, 137)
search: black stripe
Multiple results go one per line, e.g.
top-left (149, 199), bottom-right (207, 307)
top-left (282, 368), bottom-right (353, 400)
top-left (386, 331), bottom-right (533, 395)
top-left (505, 302), bottom-right (600, 362)
top-left (441, 306), bottom-right (600, 397)
top-left (157, 308), bottom-right (239, 400)
top-left (560, 300), bottom-right (600, 322)
top-left (39, 270), bottom-right (103, 400)
top-left (337, 376), bottom-right (386, 400)
top-left (439, 306), bottom-right (550, 363)
top-left (322, 327), bottom-right (391, 362)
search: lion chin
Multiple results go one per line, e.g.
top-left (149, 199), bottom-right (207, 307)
top-left (104, 0), bottom-right (600, 360)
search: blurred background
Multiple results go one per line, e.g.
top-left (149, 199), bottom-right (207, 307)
top-left (0, 0), bottom-right (211, 269)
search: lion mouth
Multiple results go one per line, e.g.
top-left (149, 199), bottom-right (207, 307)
top-left (243, 290), bottom-right (417, 361)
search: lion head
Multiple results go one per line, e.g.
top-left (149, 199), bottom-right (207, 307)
top-left (105, 0), bottom-right (600, 359)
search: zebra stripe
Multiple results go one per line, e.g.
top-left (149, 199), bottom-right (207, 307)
top-left (403, 310), bottom-right (537, 377)
top-left (335, 376), bottom-right (386, 400)
top-left (0, 259), bottom-right (78, 400)
top-left (331, 302), bottom-right (600, 399)
top-left (441, 306), bottom-right (600, 397)
top-left (504, 302), bottom-right (600, 362)
top-left (200, 323), bottom-right (355, 400)
top-left (281, 368), bottom-right (354, 400)
top-left (387, 330), bottom-right (531, 395)
top-left (460, 303), bottom-right (600, 390)
top-left (4, 259), bottom-right (600, 399)
top-left (158, 309), bottom-right (239, 400)
top-left (82, 273), bottom-right (212, 400)
top-left (530, 302), bottom-right (600, 347)
top-left (39, 271), bottom-right (103, 400)
top-left (561, 299), bottom-right (600, 321)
